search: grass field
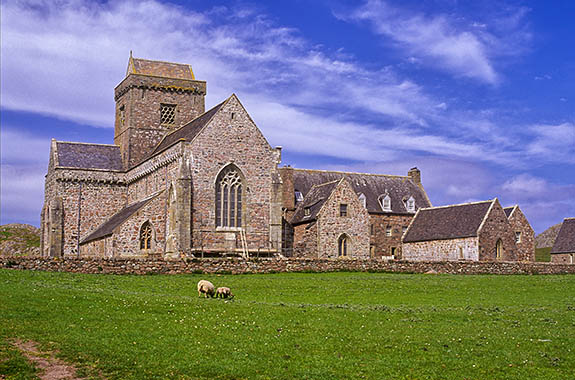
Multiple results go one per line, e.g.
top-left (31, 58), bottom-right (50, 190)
top-left (1, 270), bottom-right (574, 379)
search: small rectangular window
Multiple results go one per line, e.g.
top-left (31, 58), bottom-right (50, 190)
top-left (391, 247), bottom-right (397, 256)
top-left (370, 224), bottom-right (374, 236)
top-left (402, 226), bottom-right (408, 235)
top-left (304, 207), bottom-right (310, 217)
top-left (515, 231), bottom-right (521, 243)
top-left (160, 104), bottom-right (176, 125)
top-left (340, 204), bottom-right (348, 217)
top-left (386, 226), bottom-right (392, 236)
top-left (231, 112), bottom-right (235, 120)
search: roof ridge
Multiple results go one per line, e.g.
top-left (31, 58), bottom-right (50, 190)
top-left (132, 56), bottom-right (192, 67)
top-left (150, 98), bottom-right (228, 154)
top-left (55, 141), bottom-right (120, 147)
top-left (418, 199), bottom-right (494, 211)
top-left (291, 167), bottom-right (408, 179)
top-left (310, 179), bottom-right (340, 188)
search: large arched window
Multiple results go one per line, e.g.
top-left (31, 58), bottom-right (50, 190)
top-left (338, 234), bottom-right (349, 257)
top-left (140, 222), bottom-right (153, 250)
top-left (216, 165), bottom-right (244, 228)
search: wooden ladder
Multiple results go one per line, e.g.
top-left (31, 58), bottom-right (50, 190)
top-left (240, 229), bottom-right (249, 259)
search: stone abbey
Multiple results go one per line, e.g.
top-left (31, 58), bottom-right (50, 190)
top-left (41, 55), bottom-right (534, 261)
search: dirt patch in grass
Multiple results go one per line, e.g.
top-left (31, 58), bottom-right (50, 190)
top-left (13, 340), bottom-right (89, 380)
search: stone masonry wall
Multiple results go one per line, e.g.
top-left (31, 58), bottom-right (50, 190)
top-left (292, 222), bottom-right (318, 258)
top-left (53, 177), bottom-right (127, 257)
top-left (402, 237), bottom-right (479, 261)
top-left (508, 208), bottom-right (535, 261)
top-left (369, 214), bottom-right (413, 259)
top-left (187, 95), bottom-right (281, 254)
top-left (317, 180), bottom-right (370, 259)
top-left (478, 200), bottom-right (517, 261)
top-left (2, 256), bottom-right (575, 275)
top-left (551, 253), bottom-right (574, 264)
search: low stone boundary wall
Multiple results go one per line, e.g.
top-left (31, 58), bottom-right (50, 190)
top-left (1, 256), bottom-right (575, 275)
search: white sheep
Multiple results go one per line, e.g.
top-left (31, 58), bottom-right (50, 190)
top-left (215, 287), bottom-right (234, 299)
top-left (197, 280), bottom-right (215, 298)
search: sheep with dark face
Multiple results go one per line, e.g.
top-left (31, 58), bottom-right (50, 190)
top-left (197, 280), bottom-right (215, 298)
top-left (215, 287), bottom-right (234, 299)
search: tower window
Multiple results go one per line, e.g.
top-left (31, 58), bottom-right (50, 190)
top-left (160, 104), bottom-right (177, 125)
top-left (119, 105), bottom-right (125, 127)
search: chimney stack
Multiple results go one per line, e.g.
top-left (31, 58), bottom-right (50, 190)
top-left (408, 167), bottom-right (421, 185)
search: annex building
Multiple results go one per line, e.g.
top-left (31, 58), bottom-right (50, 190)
top-left (41, 55), bottom-right (532, 262)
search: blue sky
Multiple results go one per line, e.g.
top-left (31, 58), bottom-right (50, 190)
top-left (1, 0), bottom-right (574, 233)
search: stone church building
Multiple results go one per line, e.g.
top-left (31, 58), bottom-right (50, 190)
top-left (41, 55), bottom-right (432, 259)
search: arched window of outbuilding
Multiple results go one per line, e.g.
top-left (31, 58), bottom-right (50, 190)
top-left (216, 165), bottom-right (244, 228)
top-left (495, 239), bottom-right (503, 259)
top-left (338, 234), bottom-right (349, 258)
top-left (140, 222), bottom-right (153, 250)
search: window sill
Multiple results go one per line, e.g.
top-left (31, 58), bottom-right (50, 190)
top-left (216, 227), bottom-right (243, 232)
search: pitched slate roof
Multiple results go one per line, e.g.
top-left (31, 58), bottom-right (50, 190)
top-left (128, 57), bottom-right (195, 80)
top-left (291, 180), bottom-right (339, 225)
top-left (403, 200), bottom-right (494, 243)
top-left (504, 206), bottom-right (516, 218)
top-left (80, 191), bottom-right (163, 244)
top-left (550, 218), bottom-right (575, 254)
top-left (151, 99), bottom-right (226, 156)
top-left (291, 169), bottom-right (430, 215)
top-left (56, 142), bottom-right (123, 171)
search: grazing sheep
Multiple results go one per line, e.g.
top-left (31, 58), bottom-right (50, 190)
top-left (197, 280), bottom-right (215, 298)
top-left (215, 287), bottom-right (234, 299)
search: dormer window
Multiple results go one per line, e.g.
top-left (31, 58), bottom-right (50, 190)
top-left (304, 207), bottom-right (310, 217)
top-left (295, 190), bottom-right (304, 203)
top-left (379, 194), bottom-right (391, 212)
top-left (406, 196), bottom-right (416, 213)
top-left (160, 103), bottom-right (176, 126)
top-left (358, 193), bottom-right (366, 208)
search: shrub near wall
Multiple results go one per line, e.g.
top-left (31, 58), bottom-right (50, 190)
top-left (1, 256), bottom-right (575, 275)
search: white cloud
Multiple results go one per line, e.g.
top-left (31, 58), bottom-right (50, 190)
top-left (338, 0), bottom-right (530, 84)
top-left (502, 174), bottom-right (547, 196)
top-left (526, 123), bottom-right (575, 163)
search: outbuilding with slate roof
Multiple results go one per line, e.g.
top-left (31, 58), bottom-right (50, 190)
top-left (550, 218), bottom-right (575, 264)
top-left (402, 199), bottom-right (518, 261)
top-left (504, 205), bottom-right (535, 261)
top-left (289, 178), bottom-right (370, 258)
top-left (279, 167), bottom-right (432, 258)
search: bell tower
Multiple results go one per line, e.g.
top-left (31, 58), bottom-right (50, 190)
top-left (114, 53), bottom-right (207, 168)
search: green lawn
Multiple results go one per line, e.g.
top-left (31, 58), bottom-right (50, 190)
top-left (1, 270), bottom-right (574, 379)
